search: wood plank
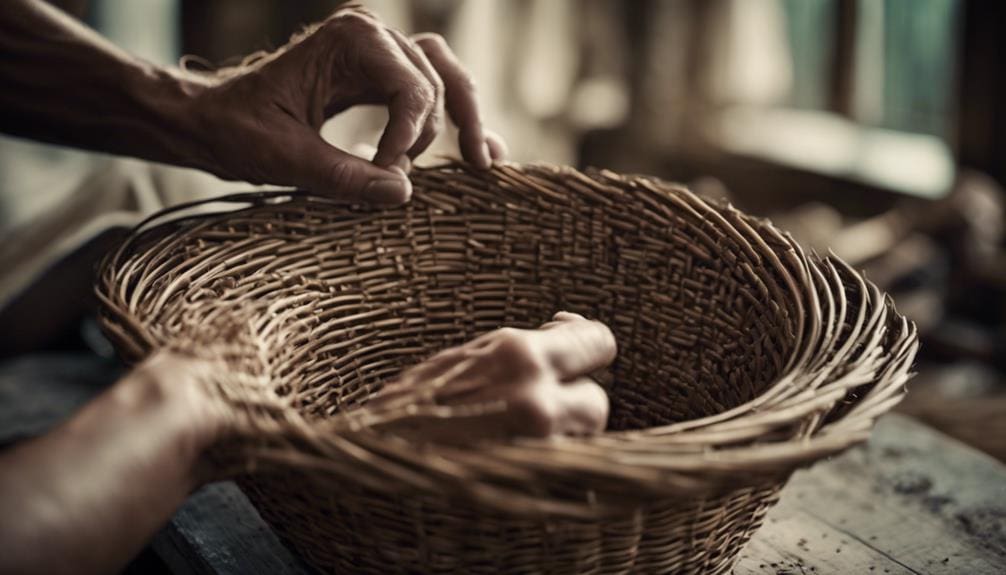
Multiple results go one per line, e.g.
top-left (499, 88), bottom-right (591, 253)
top-left (153, 482), bottom-right (314, 575)
top-left (737, 512), bottom-right (915, 574)
top-left (735, 415), bottom-right (1006, 574)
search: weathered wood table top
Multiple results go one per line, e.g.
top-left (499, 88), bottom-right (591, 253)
top-left (2, 354), bottom-right (1004, 574)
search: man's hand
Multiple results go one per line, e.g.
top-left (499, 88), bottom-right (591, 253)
top-left (0, 313), bottom-right (611, 574)
top-left (184, 7), bottom-right (507, 204)
top-left (366, 312), bottom-right (615, 442)
top-left (1, 1), bottom-right (507, 205)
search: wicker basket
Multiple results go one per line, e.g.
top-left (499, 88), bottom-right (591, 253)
top-left (97, 163), bottom-right (917, 574)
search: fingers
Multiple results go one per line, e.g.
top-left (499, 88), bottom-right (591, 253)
top-left (370, 314), bottom-right (614, 441)
top-left (318, 14), bottom-right (503, 170)
top-left (375, 377), bottom-right (609, 440)
top-left (224, 9), bottom-right (506, 199)
top-left (364, 27), bottom-right (437, 168)
top-left (379, 30), bottom-right (509, 167)
top-left (555, 377), bottom-right (610, 435)
top-left (485, 129), bottom-right (509, 161)
top-left (350, 144), bottom-right (412, 174)
top-left (412, 33), bottom-right (492, 169)
top-left (531, 313), bottom-right (617, 379)
top-left (373, 84), bottom-right (435, 168)
top-left (293, 128), bottom-right (412, 204)
top-left (388, 29), bottom-right (444, 160)
top-left (542, 311), bottom-right (588, 326)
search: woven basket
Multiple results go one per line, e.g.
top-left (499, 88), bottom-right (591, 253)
top-left (97, 163), bottom-right (917, 574)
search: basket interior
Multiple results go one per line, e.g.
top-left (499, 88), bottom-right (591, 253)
top-left (157, 183), bottom-right (801, 433)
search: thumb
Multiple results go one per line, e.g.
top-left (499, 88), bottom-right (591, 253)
top-left (293, 132), bottom-right (413, 205)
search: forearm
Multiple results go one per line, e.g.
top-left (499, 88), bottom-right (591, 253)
top-left (0, 2), bottom-right (506, 200)
top-left (0, 0), bottom-right (209, 169)
top-left (0, 354), bottom-right (223, 575)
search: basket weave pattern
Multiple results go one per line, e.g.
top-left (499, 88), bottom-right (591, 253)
top-left (98, 163), bottom-right (917, 574)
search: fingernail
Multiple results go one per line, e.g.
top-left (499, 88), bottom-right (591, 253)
top-left (553, 311), bottom-right (585, 322)
top-left (365, 176), bottom-right (411, 205)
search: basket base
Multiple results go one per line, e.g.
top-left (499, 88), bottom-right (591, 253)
top-left (240, 472), bottom-right (784, 574)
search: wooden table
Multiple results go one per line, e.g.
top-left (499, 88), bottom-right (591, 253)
top-left (734, 415), bottom-right (1006, 574)
top-left (2, 354), bottom-right (1005, 574)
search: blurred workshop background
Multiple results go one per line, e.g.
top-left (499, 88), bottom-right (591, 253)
top-left (2, 0), bottom-right (1004, 461)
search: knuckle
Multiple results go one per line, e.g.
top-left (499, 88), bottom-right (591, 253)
top-left (492, 327), bottom-right (529, 353)
top-left (430, 74), bottom-right (446, 101)
top-left (425, 106), bottom-right (444, 134)
top-left (400, 96), bottom-right (433, 139)
top-left (328, 10), bottom-right (378, 33)
top-left (593, 321), bottom-right (618, 361)
top-left (511, 388), bottom-right (559, 437)
top-left (491, 329), bottom-right (546, 376)
top-left (583, 383), bottom-right (611, 430)
top-left (455, 70), bottom-right (478, 93)
top-left (427, 116), bottom-right (443, 138)
top-left (401, 83), bottom-right (435, 118)
top-left (416, 80), bottom-right (437, 107)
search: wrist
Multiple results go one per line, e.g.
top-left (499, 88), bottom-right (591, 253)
top-left (120, 352), bottom-right (230, 487)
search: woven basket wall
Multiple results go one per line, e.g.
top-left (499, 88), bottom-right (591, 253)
top-left (97, 163), bottom-right (918, 574)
